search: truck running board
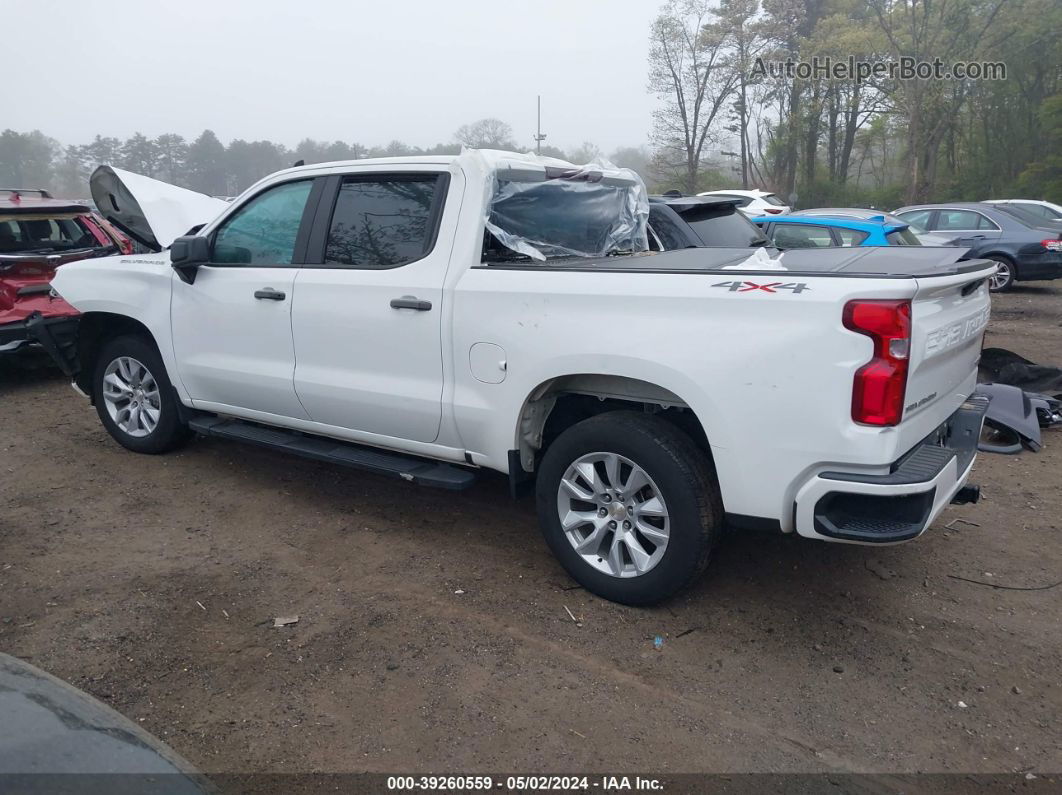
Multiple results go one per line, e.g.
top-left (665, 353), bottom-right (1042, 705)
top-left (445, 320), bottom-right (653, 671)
top-left (187, 416), bottom-right (477, 490)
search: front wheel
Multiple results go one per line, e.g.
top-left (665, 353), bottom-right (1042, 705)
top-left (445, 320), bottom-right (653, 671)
top-left (93, 335), bottom-right (192, 454)
top-left (535, 411), bottom-right (723, 605)
top-left (986, 255), bottom-right (1015, 292)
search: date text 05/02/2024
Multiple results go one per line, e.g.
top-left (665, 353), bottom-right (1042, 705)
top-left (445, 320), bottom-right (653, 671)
top-left (386, 775), bottom-right (664, 790)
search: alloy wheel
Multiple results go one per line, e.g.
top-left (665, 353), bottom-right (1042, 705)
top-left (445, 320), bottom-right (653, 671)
top-left (102, 356), bottom-right (161, 438)
top-left (555, 452), bottom-right (670, 578)
top-left (988, 261), bottom-right (1011, 291)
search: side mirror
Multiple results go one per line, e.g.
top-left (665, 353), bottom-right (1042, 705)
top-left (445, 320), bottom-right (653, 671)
top-left (170, 235), bottom-right (210, 284)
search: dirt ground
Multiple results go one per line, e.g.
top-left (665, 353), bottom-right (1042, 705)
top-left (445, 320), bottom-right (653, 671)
top-left (1, 285), bottom-right (1060, 780)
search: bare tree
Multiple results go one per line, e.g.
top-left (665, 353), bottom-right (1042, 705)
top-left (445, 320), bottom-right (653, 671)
top-left (568, 141), bottom-right (603, 164)
top-left (717, 0), bottom-right (768, 189)
top-left (869, 0), bottom-right (1007, 203)
top-left (454, 118), bottom-right (516, 150)
top-left (649, 0), bottom-right (739, 193)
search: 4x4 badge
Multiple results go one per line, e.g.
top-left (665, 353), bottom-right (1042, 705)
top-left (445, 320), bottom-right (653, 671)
top-left (711, 281), bottom-right (811, 293)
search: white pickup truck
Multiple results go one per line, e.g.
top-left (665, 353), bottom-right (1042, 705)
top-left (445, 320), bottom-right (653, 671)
top-left (40, 150), bottom-right (994, 605)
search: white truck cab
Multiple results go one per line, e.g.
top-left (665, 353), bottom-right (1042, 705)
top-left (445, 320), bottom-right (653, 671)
top-left (41, 150), bottom-right (995, 605)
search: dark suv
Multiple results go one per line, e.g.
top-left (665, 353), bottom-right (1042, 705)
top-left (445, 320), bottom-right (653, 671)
top-left (648, 194), bottom-right (769, 250)
top-left (0, 189), bottom-right (131, 360)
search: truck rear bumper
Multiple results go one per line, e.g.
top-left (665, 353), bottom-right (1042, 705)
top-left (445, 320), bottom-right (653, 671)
top-left (792, 395), bottom-right (989, 544)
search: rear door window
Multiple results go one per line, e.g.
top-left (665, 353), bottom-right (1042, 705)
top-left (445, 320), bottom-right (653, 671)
top-left (933, 210), bottom-right (983, 231)
top-left (324, 175), bottom-right (445, 268)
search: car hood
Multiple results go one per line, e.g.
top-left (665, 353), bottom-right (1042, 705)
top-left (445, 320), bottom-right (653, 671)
top-left (90, 166), bottom-right (229, 252)
top-left (0, 652), bottom-right (208, 787)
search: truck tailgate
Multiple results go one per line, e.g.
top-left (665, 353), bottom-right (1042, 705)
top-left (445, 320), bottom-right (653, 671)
top-left (904, 264), bottom-right (995, 423)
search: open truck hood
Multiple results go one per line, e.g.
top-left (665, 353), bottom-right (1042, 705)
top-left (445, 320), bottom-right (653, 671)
top-left (90, 166), bottom-right (229, 252)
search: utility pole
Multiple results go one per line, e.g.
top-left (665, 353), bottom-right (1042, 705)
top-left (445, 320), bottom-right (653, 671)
top-left (533, 95), bottom-right (547, 154)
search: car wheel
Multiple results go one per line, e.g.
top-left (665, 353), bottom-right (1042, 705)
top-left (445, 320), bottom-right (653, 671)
top-left (536, 411), bottom-right (723, 605)
top-left (986, 255), bottom-right (1015, 292)
top-left (93, 335), bottom-right (192, 454)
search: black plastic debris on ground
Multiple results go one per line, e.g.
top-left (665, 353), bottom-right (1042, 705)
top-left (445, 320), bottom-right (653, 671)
top-left (979, 347), bottom-right (1062, 397)
top-left (974, 383), bottom-right (1061, 454)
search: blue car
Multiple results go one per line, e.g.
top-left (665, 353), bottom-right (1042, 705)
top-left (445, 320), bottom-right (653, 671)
top-left (751, 214), bottom-right (922, 249)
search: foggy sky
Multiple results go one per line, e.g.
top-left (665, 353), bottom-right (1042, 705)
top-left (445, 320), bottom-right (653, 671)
top-left (9, 0), bottom-right (663, 152)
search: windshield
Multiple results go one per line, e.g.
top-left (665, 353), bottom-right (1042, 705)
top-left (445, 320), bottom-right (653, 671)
top-left (0, 213), bottom-right (111, 254)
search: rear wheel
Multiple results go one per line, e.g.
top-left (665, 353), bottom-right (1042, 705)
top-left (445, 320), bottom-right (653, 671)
top-left (535, 411), bottom-right (723, 605)
top-left (986, 255), bottom-right (1015, 292)
top-left (93, 335), bottom-right (191, 454)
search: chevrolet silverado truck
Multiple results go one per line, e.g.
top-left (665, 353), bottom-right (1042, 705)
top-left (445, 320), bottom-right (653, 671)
top-left (41, 150), bottom-right (994, 605)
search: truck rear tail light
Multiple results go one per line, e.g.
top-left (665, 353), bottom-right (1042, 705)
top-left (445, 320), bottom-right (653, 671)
top-left (843, 299), bottom-right (912, 426)
top-left (1041, 239), bottom-right (1062, 252)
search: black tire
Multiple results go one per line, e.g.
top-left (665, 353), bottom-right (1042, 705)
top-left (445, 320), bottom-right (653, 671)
top-left (92, 334), bottom-right (192, 454)
top-left (986, 255), bottom-right (1015, 292)
top-left (535, 411), bottom-right (723, 606)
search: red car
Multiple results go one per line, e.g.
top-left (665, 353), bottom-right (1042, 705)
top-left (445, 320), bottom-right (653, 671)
top-left (0, 188), bottom-right (131, 361)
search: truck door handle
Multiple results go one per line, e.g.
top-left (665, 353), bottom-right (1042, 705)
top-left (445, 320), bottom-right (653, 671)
top-left (254, 288), bottom-right (286, 301)
top-left (390, 296), bottom-right (432, 311)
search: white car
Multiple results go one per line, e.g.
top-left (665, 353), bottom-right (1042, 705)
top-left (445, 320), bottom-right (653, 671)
top-left (39, 150), bottom-right (994, 605)
top-left (983, 199), bottom-right (1062, 223)
top-left (696, 188), bottom-right (790, 217)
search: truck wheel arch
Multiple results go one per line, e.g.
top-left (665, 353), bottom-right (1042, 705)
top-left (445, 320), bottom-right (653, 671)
top-left (513, 374), bottom-right (712, 475)
top-left (74, 313), bottom-right (159, 397)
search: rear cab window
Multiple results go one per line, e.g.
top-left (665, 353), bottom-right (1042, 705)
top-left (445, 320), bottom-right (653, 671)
top-left (482, 165), bottom-right (648, 262)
